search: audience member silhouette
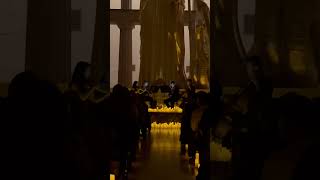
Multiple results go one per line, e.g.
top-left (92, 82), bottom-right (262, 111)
top-left (107, 84), bottom-right (139, 177)
top-left (69, 61), bottom-right (92, 95)
top-left (233, 56), bottom-right (274, 180)
top-left (196, 93), bottom-right (223, 180)
top-left (189, 91), bottom-right (209, 161)
top-left (186, 79), bottom-right (196, 99)
top-left (64, 61), bottom-right (111, 179)
top-left (2, 72), bottom-right (79, 179)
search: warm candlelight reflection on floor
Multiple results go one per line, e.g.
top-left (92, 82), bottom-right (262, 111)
top-left (128, 128), bottom-right (196, 180)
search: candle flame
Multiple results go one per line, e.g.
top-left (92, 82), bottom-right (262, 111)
top-left (151, 122), bottom-right (181, 129)
top-left (148, 105), bottom-right (183, 113)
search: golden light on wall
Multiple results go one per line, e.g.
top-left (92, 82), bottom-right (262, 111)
top-left (200, 75), bottom-right (208, 85)
top-left (210, 141), bottom-right (231, 162)
top-left (289, 50), bottom-right (306, 74)
top-left (196, 30), bottom-right (201, 40)
top-left (193, 74), bottom-right (198, 82)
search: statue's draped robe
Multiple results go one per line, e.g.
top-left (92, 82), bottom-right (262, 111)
top-left (194, 0), bottom-right (210, 88)
top-left (139, 0), bottom-right (185, 85)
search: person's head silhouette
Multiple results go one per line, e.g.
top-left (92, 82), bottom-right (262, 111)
top-left (71, 61), bottom-right (91, 92)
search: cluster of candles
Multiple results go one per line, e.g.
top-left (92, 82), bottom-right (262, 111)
top-left (195, 151), bottom-right (200, 168)
top-left (151, 122), bottom-right (181, 129)
top-left (148, 106), bottom-right (183, 113)
top-left (185, 145), bottom-right (200, 169)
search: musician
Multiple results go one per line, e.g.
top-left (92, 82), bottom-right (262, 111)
top-left (164, 81), bottom-right (180, 108)
top-left (137, 81), bottom-right (156, 108)
top-left (69, 61), bottom-right (92, 96)
top-left (141, 81), bottom-right (151, 96)
top-left (132, 81), bottom-right (139, 92)
top-left (66, 61), bottom-right (108, 103)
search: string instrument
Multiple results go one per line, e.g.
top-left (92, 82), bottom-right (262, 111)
top-left (137, 88), bottom-right (145, 95)
top-left (80, 86), bottom-right (109, 103)
top-left (137, 88), bottom-right (152, 97)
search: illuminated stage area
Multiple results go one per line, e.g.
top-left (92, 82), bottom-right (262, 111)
top-left (148, 105), bottom-right (183, 124)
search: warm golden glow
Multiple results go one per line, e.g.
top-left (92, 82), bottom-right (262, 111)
top-left (174, 32), bottom-right (182, 65)
top-left (200, 75), bottom-right (208, 85)
top-left (193, 75), bottom-right (198, 82)
top-left (195, 151), bottom-right (200, 168)
top-left (197, 32), bottom-right (201, 40)
top-left (289, 50), bottom-right (306, 74)
top-left (151, 122), bottom-right (181, 129)
top-left (174, 33), bottom-right (180, 51)
top-left (148, 105), bottom-right (183, 113)
top-left (210, 141), bottom-right (231, 162)
top-left (110, 174), bottom-right (115, 180)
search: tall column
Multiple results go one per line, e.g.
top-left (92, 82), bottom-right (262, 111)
top-left (91, 0), bottom-right (110, 92)
top-left (118, 23), bottom-right (134, 87)
top-left (118, 0), bottom-right (133, 87)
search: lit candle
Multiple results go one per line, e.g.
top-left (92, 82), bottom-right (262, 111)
top-left (110, 174), bottom-right (115, 180)
top-left (195, 158), bottom-right (200, 167)
top-left (195, 152), bottom-right (200, 159)
top-left (195, 151), bottom-right (200, 167)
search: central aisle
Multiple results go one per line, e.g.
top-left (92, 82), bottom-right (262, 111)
top-left (129, 128), bottom-right (196, 180)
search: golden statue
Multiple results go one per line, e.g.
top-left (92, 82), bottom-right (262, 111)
top-left (192, 0), bottom-right (210, 89)
top-left (139, 0), bottom-right (186, 86)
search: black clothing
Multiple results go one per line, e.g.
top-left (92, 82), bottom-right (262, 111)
top-left (164, 86), bottom-right (180, 108)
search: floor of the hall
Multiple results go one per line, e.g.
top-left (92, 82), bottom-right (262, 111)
top-left (127, 128), bottom-right (197, 180)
